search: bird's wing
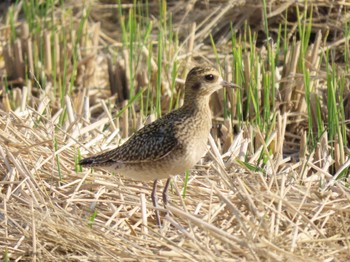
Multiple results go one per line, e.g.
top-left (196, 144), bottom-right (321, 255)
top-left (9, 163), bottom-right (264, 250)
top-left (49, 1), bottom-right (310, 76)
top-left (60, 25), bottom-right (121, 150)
top-left (80, 117), bottom-right (180, 166)
top-left (112, 119), bottom-right (179, 163)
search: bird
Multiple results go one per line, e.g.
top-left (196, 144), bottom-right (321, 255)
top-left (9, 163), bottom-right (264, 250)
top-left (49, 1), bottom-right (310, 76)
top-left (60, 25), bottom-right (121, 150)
top-left (79, 66), bottom-right (237, 226)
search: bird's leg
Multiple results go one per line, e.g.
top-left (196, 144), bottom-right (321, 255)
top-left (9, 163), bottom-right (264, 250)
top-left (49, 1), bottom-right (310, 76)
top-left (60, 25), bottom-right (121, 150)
top-left (151, 179), bottom-right (161, 226)
top-left (162, 178), bottom-right (171, 208)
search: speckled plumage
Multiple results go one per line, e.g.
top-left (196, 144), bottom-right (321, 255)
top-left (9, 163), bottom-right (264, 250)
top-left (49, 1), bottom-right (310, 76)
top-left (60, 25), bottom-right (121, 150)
top-left (80, 66), bottom-right (235, 226)
top-left (79, 105), bottom-right (210, 180)
top-left (80, 66), bottom-right (235, 181)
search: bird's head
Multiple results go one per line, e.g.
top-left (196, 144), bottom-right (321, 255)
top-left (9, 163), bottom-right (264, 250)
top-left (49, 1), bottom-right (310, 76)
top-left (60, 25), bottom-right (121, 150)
top-left (184, 66), bottom-right (237, 103)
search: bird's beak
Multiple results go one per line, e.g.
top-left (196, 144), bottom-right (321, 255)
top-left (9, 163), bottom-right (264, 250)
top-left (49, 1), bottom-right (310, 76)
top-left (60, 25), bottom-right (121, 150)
top-left (220, 80), bottom-right (240, 89)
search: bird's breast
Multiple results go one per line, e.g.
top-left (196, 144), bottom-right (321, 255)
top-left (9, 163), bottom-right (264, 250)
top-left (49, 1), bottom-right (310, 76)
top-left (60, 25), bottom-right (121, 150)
top-left (175, 111), bottom-right (212, 166)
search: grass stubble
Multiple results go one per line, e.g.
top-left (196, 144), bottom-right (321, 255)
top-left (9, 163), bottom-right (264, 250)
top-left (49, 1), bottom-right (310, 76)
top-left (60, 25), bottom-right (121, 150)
top-left (0, 0), bottom-right (350, 261)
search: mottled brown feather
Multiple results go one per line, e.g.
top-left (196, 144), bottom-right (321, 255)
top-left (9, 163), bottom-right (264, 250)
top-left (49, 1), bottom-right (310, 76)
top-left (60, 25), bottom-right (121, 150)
top-left (79, 66), bottom-right (235, 181)
top-left (80, 112), bottom-right (183, 166)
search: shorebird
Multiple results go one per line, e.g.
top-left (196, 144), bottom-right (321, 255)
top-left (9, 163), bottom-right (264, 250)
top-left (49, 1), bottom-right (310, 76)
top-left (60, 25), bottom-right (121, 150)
top-left (80, 66), bottom-right (236, 226)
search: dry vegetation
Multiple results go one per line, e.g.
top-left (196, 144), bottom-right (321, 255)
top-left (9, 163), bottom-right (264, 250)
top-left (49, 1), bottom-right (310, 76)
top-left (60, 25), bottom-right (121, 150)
top-left (1, 0), bottom-right (350, 261)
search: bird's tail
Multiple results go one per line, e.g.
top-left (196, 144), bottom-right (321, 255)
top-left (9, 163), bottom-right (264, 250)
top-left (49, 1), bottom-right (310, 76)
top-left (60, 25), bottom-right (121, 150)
top-left (79, 152), bottom-right (110, 167)
top-left (79, 156), bottom-right (96, 167)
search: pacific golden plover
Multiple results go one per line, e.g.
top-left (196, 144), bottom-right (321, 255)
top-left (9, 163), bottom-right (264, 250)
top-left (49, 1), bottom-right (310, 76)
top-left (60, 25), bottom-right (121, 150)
top-left (80, 66), bottom-right (236, 225)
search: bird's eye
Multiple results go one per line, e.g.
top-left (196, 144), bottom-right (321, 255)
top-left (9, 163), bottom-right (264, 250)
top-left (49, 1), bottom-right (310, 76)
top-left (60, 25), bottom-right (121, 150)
top-left (205, 74), bottom-right (215, 81)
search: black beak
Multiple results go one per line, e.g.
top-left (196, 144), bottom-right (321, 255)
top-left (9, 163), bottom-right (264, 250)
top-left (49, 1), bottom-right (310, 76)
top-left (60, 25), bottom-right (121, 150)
top-left (220, 80), bottom-right (240, 89)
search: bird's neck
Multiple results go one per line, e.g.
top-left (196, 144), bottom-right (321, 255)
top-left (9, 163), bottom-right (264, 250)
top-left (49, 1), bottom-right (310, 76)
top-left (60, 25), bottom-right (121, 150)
top-left (183, 95), bottom-right (211, 116)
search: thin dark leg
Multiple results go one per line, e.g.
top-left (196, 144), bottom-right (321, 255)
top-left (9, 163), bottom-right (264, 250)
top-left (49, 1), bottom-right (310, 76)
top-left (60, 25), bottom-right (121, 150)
top-left (162, 178), bottom-right (171, 208)
top-left (151, 179), bottom-right (161, 226)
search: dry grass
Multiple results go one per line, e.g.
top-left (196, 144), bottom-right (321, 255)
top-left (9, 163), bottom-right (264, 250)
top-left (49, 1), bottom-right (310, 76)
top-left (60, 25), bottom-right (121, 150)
top-left (1, 103), bottom-right (350, 261)
top-left (2, 108), bottom-right (350, 261)
top-left (1, 0), bottom-right (350, 261)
